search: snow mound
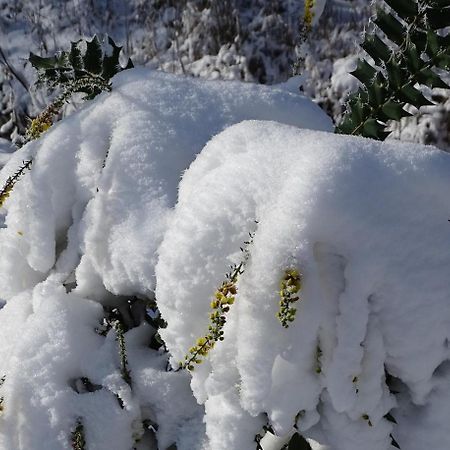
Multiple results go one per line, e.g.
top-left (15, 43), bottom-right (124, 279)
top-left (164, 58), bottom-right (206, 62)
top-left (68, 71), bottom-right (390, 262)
top-left (0, 68), bottom-right (331, 302)
top-left (156, 121), bottom-right (450, 450)
top-left (0, 70), bottom-right (331, 450)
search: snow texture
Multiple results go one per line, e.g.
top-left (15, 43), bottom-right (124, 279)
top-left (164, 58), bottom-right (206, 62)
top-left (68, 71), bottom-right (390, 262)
top-left (0, 69), bottom-right (331, 450)
top-left (156, 121), bottom-right (450, 450)
top-left (1, 67), bottom-right (450, 450)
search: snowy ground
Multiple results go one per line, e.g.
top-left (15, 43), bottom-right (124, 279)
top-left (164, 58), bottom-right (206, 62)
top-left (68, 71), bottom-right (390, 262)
top-left (1, 68), bottom-right (450, 450)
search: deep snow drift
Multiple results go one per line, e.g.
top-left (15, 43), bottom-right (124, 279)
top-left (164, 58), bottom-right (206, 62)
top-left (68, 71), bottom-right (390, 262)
top-left (1, 68), bottom-right (450, 450)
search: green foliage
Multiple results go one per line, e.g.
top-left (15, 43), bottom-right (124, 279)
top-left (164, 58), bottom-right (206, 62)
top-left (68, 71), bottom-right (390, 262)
top-left (284, 433), bottom-right (312, 450)
top-left (71, 418), bottom-right (86, 450)
top-left (181, 230), bottom-right (255, 371)
top-left (23, 36), bottom-right (133, 144)
top-left (29, 35), bottom-right (133, 100)
top-left (0, 37), bottom-right (132, 209)
top-left (336, 0), bottom-right (450, 140)
top-left (277, 268), bottom-right (302, 328)
top-left (113, 319), bottom-right (132, 387)
top-left (0, 160), bottom-right (32, 209)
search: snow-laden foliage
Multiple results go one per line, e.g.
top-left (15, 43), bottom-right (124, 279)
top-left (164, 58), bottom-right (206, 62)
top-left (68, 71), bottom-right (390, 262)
top-left (2, 0), bottom-right (450, 149)
top-left (0, 69), bottom-right (331, 450)
top-left (157, 121), bottom-right (450, 450)
top-left (0, 0), bottom-right (366, 142)
top-left (1, 68), bottom-right (450, 450)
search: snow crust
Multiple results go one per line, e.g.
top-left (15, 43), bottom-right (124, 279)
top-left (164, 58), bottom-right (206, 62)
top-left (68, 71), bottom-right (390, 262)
top-left (0, 69), bottom-right (331, 449)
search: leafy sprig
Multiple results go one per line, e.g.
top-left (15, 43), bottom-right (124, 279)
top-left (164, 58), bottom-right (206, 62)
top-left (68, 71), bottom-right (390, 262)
top-left (180, 229), bottom-right (256, 371)
top-left (277, 268), bottom-right (302, 328)
top-left (0, 160), bottom-right (32, 208)
top-left (336, 0), bottom-right (450, 140)
top-left (71, 418), bottom-right (86, 450)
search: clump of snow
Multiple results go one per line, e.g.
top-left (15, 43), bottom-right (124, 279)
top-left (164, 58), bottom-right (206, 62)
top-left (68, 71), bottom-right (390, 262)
top-left (0, 69), bottom-right (331, 449)
top-left (156, 121), bottom-right (450, 450)
top-left (0, 68), bottom-right (331, 302)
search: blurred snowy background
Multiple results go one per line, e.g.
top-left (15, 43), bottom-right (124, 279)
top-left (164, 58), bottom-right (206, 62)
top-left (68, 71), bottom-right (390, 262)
top-left (1, 0), bottom-right (450, 151)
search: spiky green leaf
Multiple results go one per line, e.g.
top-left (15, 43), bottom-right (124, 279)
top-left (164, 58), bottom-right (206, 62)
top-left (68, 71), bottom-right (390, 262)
top-left (385, 60), bottom-right (407, 88)
top-left (383, 0), bottom-right (417, 20)
top-left (391, 435), bottom-right (401, 449)
top-left (69, 41), bottom-right (83, 71)
top-left (426, 7), bottom-right (450, 30)
top-left (381, 100), bottom-right (410, 120)
top-left (384, 412), bottom-right (398, 424)
top-left (399, 84), bottom-right (433, 107)
top-left (361, 34), bottom-right (392, 65)
top-left (374, 9), bottom-right (405, 45)
top-left (367, 76), bottom-right (388, 107)
top-left (362, 119), bottom-right (387, 139)
top-left (29, 52), bottom-right (68, 71)
top-left (83, 35), bottom-right (103, 75)
top-left (416, 68), bottom-right (450, 88)
top-left (287, 433), bottom-right (312, 450)
top-left (351, 59), bottom-right (377, 85)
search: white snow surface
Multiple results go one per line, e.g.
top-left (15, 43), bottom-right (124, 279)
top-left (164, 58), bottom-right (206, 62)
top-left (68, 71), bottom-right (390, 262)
top-left (156, 122), bottom-right (450, 450)
top-left (0, 69), bottom-right (332, 450)
top-left (1, 68), bottom-right (450, 450)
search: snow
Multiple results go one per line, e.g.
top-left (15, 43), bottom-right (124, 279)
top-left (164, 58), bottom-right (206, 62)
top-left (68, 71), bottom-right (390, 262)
top-left (0, 69), bottom-right (332, 449)
top-left (1, 67), bottom-right (450, 450)
top-left (156, 121), bottom-right (450, 449)
top-left (0, 68), bottom-right (332, 302)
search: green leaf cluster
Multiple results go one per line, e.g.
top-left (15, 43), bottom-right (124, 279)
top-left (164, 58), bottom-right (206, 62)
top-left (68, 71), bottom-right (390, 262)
top-left (336, 0), bottom-right (450, 140)
top-left (71, 418), bottom-right (86, 450)
top-left (277, 268), bottom-right (302, 328)
top-left (181, 229), bottom-right (256, 371)
top-left (29, 35), bottom-right (133, 100)
top-left (284, 433), bottom-right (312, 450)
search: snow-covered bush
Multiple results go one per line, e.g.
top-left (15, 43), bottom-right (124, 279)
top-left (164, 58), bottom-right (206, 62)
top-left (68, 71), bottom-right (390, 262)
top-left (1, 66), bottom-right (450, 450)
top-left (156, 120), bottom-right (450, 450)
top-left (0, 68), bottom-right (331, 449)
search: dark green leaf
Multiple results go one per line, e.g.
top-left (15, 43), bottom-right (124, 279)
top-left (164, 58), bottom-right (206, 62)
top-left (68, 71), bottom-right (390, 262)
top-left (69, 41), bottom-right (83, 71)
top-left (83, 35), bottom-right (103, 74)
top-left (362, 118), bottom-right (386, 139)
top-left (404, 42), bottom-right (421, 72)
top-left (288, 433), bottom-right (312, 450)
top-left (386, 60), bottom-right (407, 89)
top-left (430, 0), bottom-right (450, 6)
top-left (399, 84), bottom-right (433, 107)
top-left (390, 434), bottom-right (401, 449)
top-left (367, 77), bottom-right (388, 107)
top-left (426, 7), bottom-right (450, 30)
top-left (384, 0), bottom-right (417, 20)
top-left (416, 68), bottom-right (450, 88)
top-left (351, 59), bottom-right (377, 85)
top-left (102, 37), bottom-right (123, 80)
top-left (381, 100), bottom-right (410, 120)
top-left (434, 53), bottom-right (450, 70)
top-left (336, 116), bottom-right (357, 135)
top-left (384, 412), bottom-right (398, 424)
top-left (361, 34), bottom-right (392, 65)
top-left (125, 58), bottom-right (134, 70)
top-left (374, 9), bottom-right (406, 45)
top-left (426, 31), bottom-right (441, 57)
top-left (29, 52), bottom-right (68, 70)
top-left (409, 29), bottom-right (428, 53)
